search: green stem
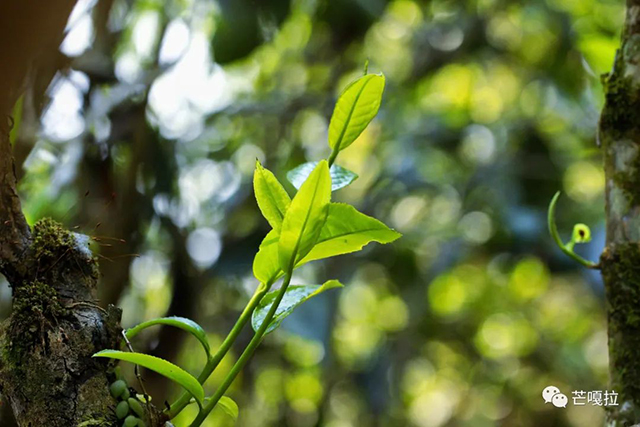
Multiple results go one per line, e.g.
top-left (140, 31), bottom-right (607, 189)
top-left (167, 282), bottom-right (268, 419)
top-left (547, 191), bottom-right (598, 269)
top-left (189, 273), bottom-right (293, 427)
top-left (327, 145), bottom-right (340, 167)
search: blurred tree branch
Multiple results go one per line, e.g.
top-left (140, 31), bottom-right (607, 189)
top-left (145, 217), bottom-right (203, 402)
top-left (0, 0), bottom-right (79, 281)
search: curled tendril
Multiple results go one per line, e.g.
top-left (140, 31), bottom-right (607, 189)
top-left (547, 191), bottom-right (599, 269)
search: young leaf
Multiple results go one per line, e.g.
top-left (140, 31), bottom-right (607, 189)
top-left (278, 160), bottom-right (331, 271)
top-left (571, 223), bottom-right (592, 244)
top-left (301, 203), bottom-right (401, 264)
top-left (93, 350), bottom-right (205, 405)
top-left (253, 229), bottom-right (281, 285)
top-left (287, 161), bottom-right (359, 192)
top-left (254, 161), bottom-right (291, 230)
top-left (218, 396), bottom-right (239, 422)
top-left (547, 191), bottom-right (597, 268)
top-left (253, 203), bottom-right (400, 280)
top-left (125, 317), bottom-right (210, 358)
top-left (252, 280), bottom-right (343, 334)
top-left (328, 73), bottom-right (385, 152)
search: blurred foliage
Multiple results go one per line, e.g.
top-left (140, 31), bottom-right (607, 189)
top-left (0, 0), bottom-right (624, 426)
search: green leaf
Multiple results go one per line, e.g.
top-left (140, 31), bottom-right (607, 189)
top-left (287, 162), bottom-right (359, 192)
top-left (125, 317), bottom-right (210, 358)
top-left (301, 203), bottom-right (401, 264)
top-left (278, 160), bottom-right (331, 271)
top-left (218, 396), bottom-right (239, 422)
top-left (254, 161), bottom-right (291, 230)
top-left (328, 73), bottom-right (385, 152)
top-left (253, 229), bottom-right (281, 285)
top-left (93, 350), bottom-right (205, 406)
top-left (252, 280), bottom-right (343, 334)
top-left (253, 203), bottom-right (400, 281)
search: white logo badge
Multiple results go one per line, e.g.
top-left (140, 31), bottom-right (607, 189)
top-left (542, 386), bottom-right (561, 404)
top-left (552, 392), bottom-right (568, 408)
top-left (542, 385), bottom-right (567, 408)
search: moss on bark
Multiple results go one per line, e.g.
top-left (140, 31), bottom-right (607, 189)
top-left (0, 218), bottom-right (122, 426)
top-left (0, 218), bottom-right (168, 426)
top-left (601, 57), bottom-right (640, 139)
top-left (601, 244), bottom-right (640, 426)
top-left (601, 50), bottom-right (640, 208)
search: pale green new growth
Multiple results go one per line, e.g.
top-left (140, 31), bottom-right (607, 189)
top-left (93, 67), bottom-right (400, 427)
top-left (254, 160), bottom-right (291, 231)
top-left (328, 73), bottom-right (385, 154)
top-left (278, 160), bottom-right (332, 271)
top-left (547, 191), bottom-right (598, 268)
top-left (302, 203), bottom-right (402, 264)
top-left (253, 229), bottom-right (280, 285)
top-left (572, 223), bottom-right (592, 244)
top-left (252, 203), bottom-right (401, 284)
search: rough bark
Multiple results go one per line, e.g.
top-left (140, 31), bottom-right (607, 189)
top-left (599, 1), bottom-right (640, 425)
top-left (0, 120), bottom-right (31, 284)
top-left (0, 217), bottom-right (123, 426)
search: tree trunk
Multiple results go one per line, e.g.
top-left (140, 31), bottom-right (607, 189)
top-left (0, 206), bottom-right (123, 426)
top-left (0, 2), bottom-right (166, 426)
top-left (599, 1), bottom-right (640, 425)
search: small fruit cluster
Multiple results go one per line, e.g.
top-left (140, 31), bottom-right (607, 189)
top-left (110, 368), bottom-right (147, 427)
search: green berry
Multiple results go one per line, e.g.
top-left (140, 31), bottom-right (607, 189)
top-left (114, 366), bottom-right (123, 381)
top-left (124, 415), bottom-right (139, 427)
top-left (137, 420), bottom-right (147, 427)
top-left (110, 380), bottom-right (127, 399)
top-left (128, 397), bottom-right (144, 418)
top-left (121, 387), bottom-right (131, 400)
top-left (115, 401), bottom-right (130, 419)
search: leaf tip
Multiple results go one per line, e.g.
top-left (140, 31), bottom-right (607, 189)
top-left (328, 279), bottom-right (344, 289)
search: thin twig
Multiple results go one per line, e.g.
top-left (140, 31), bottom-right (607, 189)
top-left (121, 330), bottom-right (152, 407)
